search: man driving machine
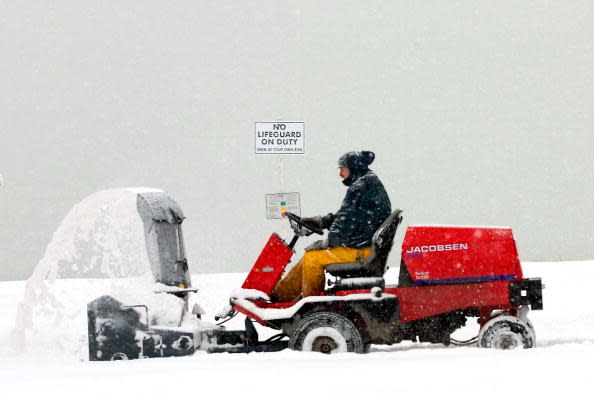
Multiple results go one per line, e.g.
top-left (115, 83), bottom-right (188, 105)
top-left (271, 151), bottom-right (392, 301)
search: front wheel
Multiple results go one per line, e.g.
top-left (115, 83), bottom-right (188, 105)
top-left (289, 312), bottom-right (364, 354)
top-left (478, 315), bottom-right (535, 349)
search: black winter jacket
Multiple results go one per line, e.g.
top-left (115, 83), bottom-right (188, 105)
top-left (321, 170), bottom-right (391, 248)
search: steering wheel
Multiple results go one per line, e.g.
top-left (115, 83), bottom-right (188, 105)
top-left (285, 212), bottom-right (324, 235)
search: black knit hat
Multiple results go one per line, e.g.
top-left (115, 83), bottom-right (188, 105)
top-left (337, 151), bottom-right (375, 172)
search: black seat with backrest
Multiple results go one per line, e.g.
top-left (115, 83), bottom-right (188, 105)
top-left (324, 209), bottom-right (403, 279)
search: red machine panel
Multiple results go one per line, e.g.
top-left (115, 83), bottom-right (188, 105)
top-left (387, 282), bottom-right (512, 321)
top-left (241, 233), bottom-right (294, 295)
top-left (401, 226), bottom-right (523, 285)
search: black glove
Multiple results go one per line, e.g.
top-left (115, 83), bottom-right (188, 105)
top-left (304, 238), bottom-right (329, 251)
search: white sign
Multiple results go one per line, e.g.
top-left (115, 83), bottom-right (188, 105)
top-left (255, 122), bottom-right (305, 154)
top-left (265, 192), bottom-right (301, 219)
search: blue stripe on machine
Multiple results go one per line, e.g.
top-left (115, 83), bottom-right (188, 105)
top-left (414, 274), bottom-right (517, 286)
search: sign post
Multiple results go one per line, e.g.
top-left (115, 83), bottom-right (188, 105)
top-left (256, 121), bottom-right (305, 220)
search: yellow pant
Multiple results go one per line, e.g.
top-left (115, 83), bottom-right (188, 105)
top-left (272, 247), bottom-right (371, 301)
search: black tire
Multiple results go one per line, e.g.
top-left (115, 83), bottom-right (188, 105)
top-left (478, 317), bottom-right (534, 349)
top-left (289, 312), bottom-right (364, 354)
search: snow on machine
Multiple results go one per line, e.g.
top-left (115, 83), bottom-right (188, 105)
top-left (87, 192), bottom-right (543, 360)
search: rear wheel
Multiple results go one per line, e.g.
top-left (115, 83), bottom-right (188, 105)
top-left (289, 312), bottom-right (364, 354)
top-left (478, 315), bottom-right (535, 349)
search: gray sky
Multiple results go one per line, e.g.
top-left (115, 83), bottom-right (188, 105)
top-left (1, 1), bottom-right (594, 281)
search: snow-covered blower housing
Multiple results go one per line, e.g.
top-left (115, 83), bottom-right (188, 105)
top-left (88, 191), bottom-right (199, 361)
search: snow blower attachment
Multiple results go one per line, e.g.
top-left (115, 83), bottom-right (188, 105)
top-left (87, 192), bottom-right (199, 361)
top-left (88, 192), bottom-right (544, 360)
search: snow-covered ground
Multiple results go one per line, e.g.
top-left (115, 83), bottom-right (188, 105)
top-left (1, 261), bottom-right (593, 393)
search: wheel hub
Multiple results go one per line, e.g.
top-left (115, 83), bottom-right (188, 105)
top-left (311, 336), bottom-right (339, 354)
top-left (110, 352), bottom-right (129, 361)
top-left (493, 333), bottom-right (520, 349)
